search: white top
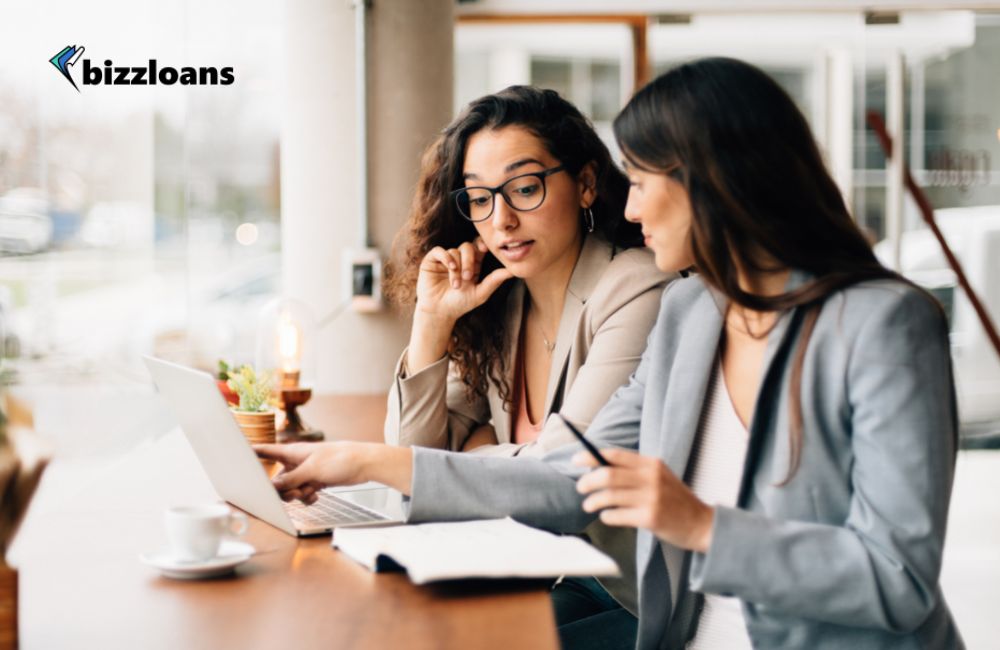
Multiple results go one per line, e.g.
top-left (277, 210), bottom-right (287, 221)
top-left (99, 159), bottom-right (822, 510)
top-left (684, 360), bottom-right (754, 650)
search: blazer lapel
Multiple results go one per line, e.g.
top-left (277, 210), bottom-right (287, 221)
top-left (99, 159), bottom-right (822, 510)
top-left (659, 287), bottom-right (725, 475)
top-left (736, 269), bottom-right (812, 503)
top-left (636, 539), bottom-right (673, 650)
top-left (658, 270), bottom-right (813, 474)
top-left (646, 270), bottom-right (813, 644)
top-left (542, 236), bottom-right (613, 416)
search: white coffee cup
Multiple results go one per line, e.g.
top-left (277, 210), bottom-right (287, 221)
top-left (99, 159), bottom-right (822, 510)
top-left (164, 504), bottom-right (248, 563)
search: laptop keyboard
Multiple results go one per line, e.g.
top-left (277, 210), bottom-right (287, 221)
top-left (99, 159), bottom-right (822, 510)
top-left (285, 491), bottom-right (390, 529)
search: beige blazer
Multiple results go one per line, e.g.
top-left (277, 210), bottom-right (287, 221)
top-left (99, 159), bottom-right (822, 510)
top-left (384, 235), bottom-right (673, 615)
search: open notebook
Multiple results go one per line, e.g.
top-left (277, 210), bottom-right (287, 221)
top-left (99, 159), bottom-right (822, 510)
top-left (332, 518), bottom-right (620, 584)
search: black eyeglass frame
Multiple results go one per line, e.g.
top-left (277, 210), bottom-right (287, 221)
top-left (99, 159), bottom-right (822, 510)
top-left (450, 164), bottom-right (567, 223)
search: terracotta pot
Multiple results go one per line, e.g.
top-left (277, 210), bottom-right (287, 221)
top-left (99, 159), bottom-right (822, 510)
top-left (231, 410), bottom-right (276, 445)
top-left (231, 410), bottom-right (277, 471)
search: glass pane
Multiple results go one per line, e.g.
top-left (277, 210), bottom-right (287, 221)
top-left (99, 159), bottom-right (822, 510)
top-left (857, 12), bottom-right (1000, 436)
top-left (0, 0), bottom-right (282, 458)
top-left (530, 59), bottom-right (572, 100)
top-left (455, 22), bottom-right (631, 151)
top-left (650, 14), bottom-right (830, 134)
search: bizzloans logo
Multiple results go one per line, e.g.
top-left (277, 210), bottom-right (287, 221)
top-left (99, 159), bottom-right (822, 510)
top-left (50, 43), bottom-right (234, 92)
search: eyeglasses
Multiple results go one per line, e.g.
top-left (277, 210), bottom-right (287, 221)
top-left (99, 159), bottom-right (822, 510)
top-left (451, 165), bottom-right (566, 223)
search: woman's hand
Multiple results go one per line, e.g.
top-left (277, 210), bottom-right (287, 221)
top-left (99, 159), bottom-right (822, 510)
top-left (254, 442), bottom-right (366, 504)
top-left (573, 448), bottom-right (716, 553)
top-left (415, 238), bottom-right (513, 323)
top-left (407, 238), bottom-right (514, 373)
top-left (254, 442), bottom-right (415, 503)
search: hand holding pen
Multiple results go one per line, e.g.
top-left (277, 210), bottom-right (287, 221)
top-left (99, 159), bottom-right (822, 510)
top-left (561, 413), bottom-right (716, 554)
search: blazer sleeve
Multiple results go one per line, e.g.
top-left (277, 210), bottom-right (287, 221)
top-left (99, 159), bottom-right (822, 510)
top-left (405, 282), bottom-right (676, 530)
top-left (383, 348), bottom-right (489, 451)
top-left (687, 287), bottom-right (958, 633)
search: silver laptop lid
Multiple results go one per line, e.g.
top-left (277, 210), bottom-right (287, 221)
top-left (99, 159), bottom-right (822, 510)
top-left (143, 356), bottom-right (299, 536)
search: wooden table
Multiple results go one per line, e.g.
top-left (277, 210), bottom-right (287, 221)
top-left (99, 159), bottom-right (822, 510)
top-left (11, 395), bottom-right (558, 649)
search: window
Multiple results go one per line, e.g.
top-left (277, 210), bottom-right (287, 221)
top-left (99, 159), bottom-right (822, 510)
top-left (0, 0), bottom-right (282, 457)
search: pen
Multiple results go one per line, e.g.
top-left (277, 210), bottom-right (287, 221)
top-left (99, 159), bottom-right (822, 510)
top-left (557, 414), bottom-right (611, 466)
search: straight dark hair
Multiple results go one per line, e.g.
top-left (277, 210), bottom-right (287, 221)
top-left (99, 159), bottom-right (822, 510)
top-left (614, 57), bottom-right (943, 482)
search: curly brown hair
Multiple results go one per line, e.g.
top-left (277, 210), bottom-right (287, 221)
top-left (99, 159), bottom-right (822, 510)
top-left (384, 86), bottom-right (642, 409)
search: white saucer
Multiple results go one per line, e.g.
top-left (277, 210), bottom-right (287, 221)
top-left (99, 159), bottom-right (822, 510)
top-left (140, 540), bottom-right (256, 580)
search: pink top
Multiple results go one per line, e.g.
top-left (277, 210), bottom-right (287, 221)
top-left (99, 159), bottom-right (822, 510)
top-left (511, 326), bottom-right (544, 445)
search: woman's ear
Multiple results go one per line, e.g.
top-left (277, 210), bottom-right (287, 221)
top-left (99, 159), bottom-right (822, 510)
top-left (577, 162), bottom-right (598, 208)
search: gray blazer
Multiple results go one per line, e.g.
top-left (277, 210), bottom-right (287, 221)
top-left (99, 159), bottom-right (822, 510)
top-left (385, 235), bottom-right (672, 616)
top-left (405, 271), bottom-right (963, 649)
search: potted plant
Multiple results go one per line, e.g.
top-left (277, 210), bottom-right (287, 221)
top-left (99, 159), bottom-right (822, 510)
top-left (226, 365), bottom-right (277, 450)
top-left (216, 360), bottom-right (240, 406)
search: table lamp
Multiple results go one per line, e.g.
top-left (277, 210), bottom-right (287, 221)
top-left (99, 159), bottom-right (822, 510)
top-left (256, 298), bottom-right (323, 443)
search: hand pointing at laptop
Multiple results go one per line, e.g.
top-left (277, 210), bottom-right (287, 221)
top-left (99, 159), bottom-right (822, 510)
top-left (254, 442), bottom-right (415, 502)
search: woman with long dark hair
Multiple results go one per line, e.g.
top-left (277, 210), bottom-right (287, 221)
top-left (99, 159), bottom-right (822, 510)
top-left (258, 59), bottom-right (962, 649)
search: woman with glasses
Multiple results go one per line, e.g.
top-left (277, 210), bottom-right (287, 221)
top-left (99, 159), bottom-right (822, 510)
top-left (377, 86), bottom-right (669, 641)
top-left (258, 59), bottom-right (962, 649)
top-left (381, 86), bottom-right (669, 471)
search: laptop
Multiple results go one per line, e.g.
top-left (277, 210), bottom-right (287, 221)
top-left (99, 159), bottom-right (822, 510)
top-left (143, 356), bottom-right (406, 536)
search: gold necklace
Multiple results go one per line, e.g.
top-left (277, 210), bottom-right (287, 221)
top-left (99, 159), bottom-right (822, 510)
top-left (529, 306), bottom-right (556, 354)
top-left (540, 329), bottom-right (556, 354)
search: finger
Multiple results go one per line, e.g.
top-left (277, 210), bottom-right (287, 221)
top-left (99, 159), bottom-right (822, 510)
top-left (428, 247), bottom-right (461, 289)
top-left (427, 248), bottom-right (459, 290)
top-left (581, 488), bottom-right (647, 513)
top-left (279, 480), bottom-right (321, 503)
top-left (474, 267), bottom-right (513, 305)
top-left (458, 242), bottom-right (477, 283)
top-left (576, 466), bottom-right (645, 495)
top-left (599, 448), bottom-right (647, 467)
top-left (446, 248), bottom-right (463, 288)
top-left (273, 463), bottom-right (313, 491)
top-left (254, 444), bottom-right (295, 464)
top-left (572, 451), bottom-right (600, 468)
top-left (576, 466), bottom-right (611, 494)
top-left (278, 488), bottom-right (301, 502)
top-left (426, 246), bottom-right (457, 273)
top-left (598, 506), bottom-right (646, 529)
